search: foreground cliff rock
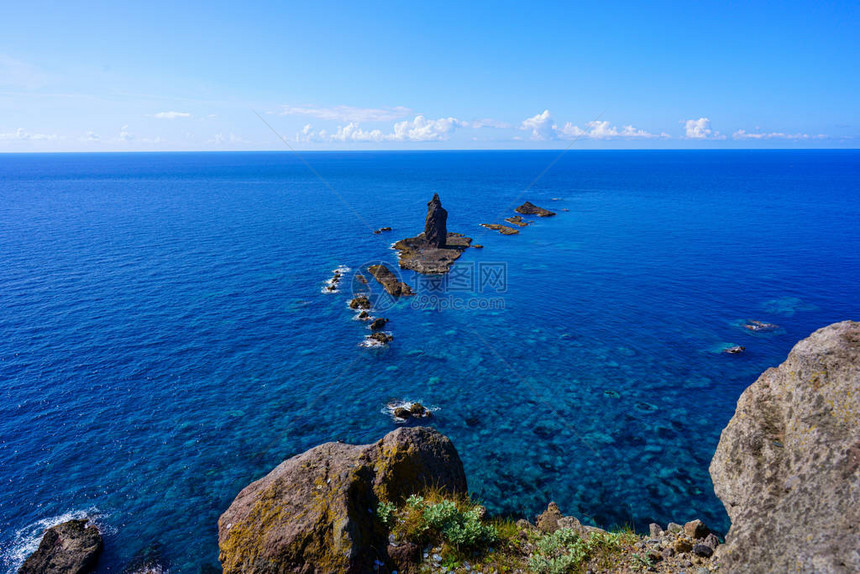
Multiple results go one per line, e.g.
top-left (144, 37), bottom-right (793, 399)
top-left (19, 519), bottom-right (103, 574)
top-left (218, 427), bottom-right (466, 573)
top-left (394, 194), bottom-right (472, 274)
top-left (710, 320), bottom-right (860, 574)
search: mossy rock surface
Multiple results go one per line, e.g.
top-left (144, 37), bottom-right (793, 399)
top-left (218, 427), bottom-right (466, 573)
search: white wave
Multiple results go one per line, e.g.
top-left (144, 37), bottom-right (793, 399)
top-left (1, 507), bottom-right (105, 573)
top-left (333, 265), bottom-right (351, 273)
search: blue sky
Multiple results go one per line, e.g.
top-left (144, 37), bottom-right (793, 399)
top-left (1, 1), bottom-right (857, 151)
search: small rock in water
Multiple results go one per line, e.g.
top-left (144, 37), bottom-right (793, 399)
top-left (394, 407), bottom-right (411, 419)
top-left (370, 318), bottom-right (389, 330)
top-left (515, 201), bottom-right (556, 217)
top-left (19, 519), bottom-right (103, 574)
top-left (744, 319), bottom-right (779, 332)
top-left (350, 296), bottom-right (372, 310)
top-left (723, 345), bottom-right (746, 354)
top-left (367, 332), bottom-right (393, 344)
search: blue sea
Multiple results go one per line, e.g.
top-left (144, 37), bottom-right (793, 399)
top-left (1, 150), bottom-right (858, 572)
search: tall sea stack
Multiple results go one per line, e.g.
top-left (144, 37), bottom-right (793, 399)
top-left (424, 193), bottom-right (448, 247)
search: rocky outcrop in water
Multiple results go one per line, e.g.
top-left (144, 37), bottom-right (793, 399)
top-left (710, 320), bottom-right (860, 574)
top-left (515, 201), bottom-right (556, 217)
top-left (505, 215), bottom-right (529, 227)
top-left (394, 195), bottom-right (472, 274)
top-left (368, 264), bottom-right (414, 297)
top-left (19, 519), bottom-right (103, 574)
top-left (218, 427), bottom-right (466, 573)
top-left (480, 223), bottom-right (519, 235)
top-left (424, 193), bottom-right (448, 247)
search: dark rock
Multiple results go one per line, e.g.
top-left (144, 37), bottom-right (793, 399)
top-left (349, 295), bottom-right (371, 310)
top-left (370, 318), bottom-right (389, 331)
top-left (424, 193), bottom-right (448, 247)
top-left (19, 519), bottom-right (103, 574)
top-left (674, 539), bottom-right (693, 553)
top-left (368, 332), bottom-right (394, 345)
top-left (218, 427), bottom-right (467, 573)
top-left (471, 244), bottom-right (484, 249)
top-left (684, 519), bottom-right (709, 539)
top-left (480, 223), bottom-right (519, 235)
top-left (409, 402), bottom-right (427, 417)
top-left (723, 345), bottom-right (745, 354)
top-left (743, 319), bottom-right (779, 332)
top-left (374, 227), bottom-right (393, 234)
top-left (368, 265), bottom-right (414, 297)
top-left (387, 542), bottom-right (421, 573)
top-left (393, 407), bottom-right (411, 419)
top-left (357, 310), bottom-right (370, 320)
top-left (355, 274), bottom-right (368, 284)
top-left (504, 215), bottom-right (529, 227)
top-left (515, 201), bottom-right (556, 217)
top-left (692, 544), bottom-right (714, 558)
top-left (711, 321), bottom-right (860, 574)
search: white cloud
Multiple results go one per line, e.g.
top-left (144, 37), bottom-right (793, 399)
top-left (732, 129), bottom-right (824, 140)
top-left (152, 111), bottom-right (191, 119)
top-left (331, 122), bottom-right (387, 142)
top-left (0, 128), bottom-right (58, 141)
top-left (82, 131), bottom-right (100, 142)
top-left (521, 110), bottom-right (555, 140)
top-left (279, 104), bottom-right (412, 122)
top-left (393, 115), bottom-right (461, 141)
top-left (524, 111), bottom-right (664, 140)
top-left (119, 125), bottom-right (133, 141)
top-left (684, 117), bottom-right (714, 139)
top-left (298, 115), bottom-right (462, 143)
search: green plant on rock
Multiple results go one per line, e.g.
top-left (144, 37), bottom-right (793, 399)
top-left (529, 529), bottom-right (589, 574)
top-left (423, 499), bottom-right (498, 550)
top-left (528, 528), bottom-right (631, 574)
top-left (376, 501), bottom-right (397, 527)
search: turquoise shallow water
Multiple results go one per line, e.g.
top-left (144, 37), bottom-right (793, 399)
top-left (0, 150), bottom-right (858, 572)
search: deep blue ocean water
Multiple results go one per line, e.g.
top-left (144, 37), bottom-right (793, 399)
top-left (0, 150), bottom-right (858, 572)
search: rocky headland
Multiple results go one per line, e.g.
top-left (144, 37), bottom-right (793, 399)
top-left (213, 320), bottom-right (859, 573)
top-left (394, 194), bottom-right (473, 274)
